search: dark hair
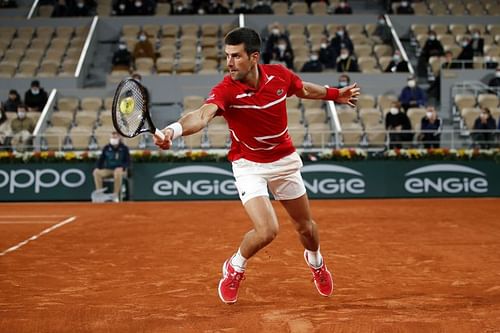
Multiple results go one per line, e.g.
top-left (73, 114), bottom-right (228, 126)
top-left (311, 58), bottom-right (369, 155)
top-left (17, 103), bottom-right (27, 111)
top-left (31, 80), bottom-right (40, 87)
top-left (224, 27), bottom-right (261, 55)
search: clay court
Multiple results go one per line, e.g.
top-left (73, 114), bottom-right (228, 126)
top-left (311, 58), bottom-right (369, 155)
top-left (1, 198), bottom-right (499, 333)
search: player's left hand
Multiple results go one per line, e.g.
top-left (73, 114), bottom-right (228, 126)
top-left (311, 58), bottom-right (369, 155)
top-left (337, 83), bottom-right (360, 107)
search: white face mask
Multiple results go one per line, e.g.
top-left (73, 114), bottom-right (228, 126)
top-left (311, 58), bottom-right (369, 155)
top-left (135, 1), bottom-right (142, 7)
top-left (339, 81), bottom-right (348, 87)
top-left (426, 112), bottom-right (433, 119)
top-left (340, 53), bottom-right (348, 60)
top-left (407, 80), bottom-right (416, 88)
top-left (480, 113), bottom-right (487, 119)
top-left (473, 33), bottom-right (479, 39)
top-left (496, 71), bottom-right (500, 78)
top-left (462, 41), bottom-right (468, 47)
top-left (393, 55), bottom-right (401, 62)
top-left (320, 43), bottom-right (327, 49)
top-left (31, 88), bottom-right (39, 95)
top-left (119, 43), bottom-right (126, 50)
top-left (18, 111), bottom-right (26, 119)
top-left (139, 35), bottom-right (146, 42)
top-left (277, 44), bottom-right (286, 52)
top-left (429, 35), bottom-right (436, 41)
top-left (401, 1), bottom-right (408, 6)
top-left (110, 138), bottom-right (120, 146)
top-left (119, 4), bottom-right (125, 10)
top-left (337, 30), bottom-right (344, 37)
top-left (272, 28), bottom-right (280, 36)
top-left (378, 19), bottom-right (385, 25)
top-left (390, 108), bottom-right (399, 115)
top-left (177, 5), bottom-right (183, 11)
top-left (77, 2), bottom-right (84, 8)
top-left (310, 55), bottom-right (318, 61)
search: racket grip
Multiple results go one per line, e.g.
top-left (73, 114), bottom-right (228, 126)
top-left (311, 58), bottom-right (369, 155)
top-left (154, 128), bottom-right (165, 140)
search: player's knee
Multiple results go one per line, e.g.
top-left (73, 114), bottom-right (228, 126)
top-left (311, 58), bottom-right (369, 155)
top-left (296, 220), bottom-right (315, 238)
top-left (257, 223), bottom-right (279, 244)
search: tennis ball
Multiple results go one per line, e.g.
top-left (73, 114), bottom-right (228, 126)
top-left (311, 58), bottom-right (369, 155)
top-left (120, 97), bottom-right (135, 114)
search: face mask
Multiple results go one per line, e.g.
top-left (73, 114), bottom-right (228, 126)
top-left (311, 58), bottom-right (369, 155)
top-left (31, 88), bottom-right (39, 95)
top-left (378, 19), bottom-right (385, 25)
top-left (401, 1), bottom-right (408, 6)
top-left (480, 113), bottom-right (487, 119)
top-left (426, 112), bottom-right (433, 119)
top-left (119, 43), bottom-right (126, 50)
top-left (277, 44), bottom-right (286, 52)
top-left (272, 28), bottom-right (280, 36)
top-left (339, 81), bottom-right (348, 87)
top-left (310, 55), bottom-right (318, 61)
top-left (340, 2), bottom-right (346, 8)
top-left (257, 1), bottom-right (264, 5)
top-left (119, 3), bottom-right (125, 10)
top-left (393, 55), bottom-right (401, 62)
top-left (337, 30), bottom-right (344, 37)
top-left (390, 108), bottom-right (399, 115)
top-left (462, 41), bottom-right (468, 47)
top-left (473, 33), bottom-right (479, 39)
top-left (407, 80), bottom-right (416, 88)
top-left (18, 111), bottom-right (26, 119)
top-left (320, 43), bottom-right (327, 49)
top-left (110, 138), bottom-right (119, 146)
top-left (177, 5), bottom-right (183, 11)
top-left (139, 35), bottom-right (146, 42)
top-left (77, 2), bottom-right (84, 8)
top-left (135, 1), bottom-right (142, 7)
top-left (496, 71), bottom-right (500, 78)
top-left (429, 35), bottom-right (436, 41)
top-left (340, 53), bottom-right (348, 60)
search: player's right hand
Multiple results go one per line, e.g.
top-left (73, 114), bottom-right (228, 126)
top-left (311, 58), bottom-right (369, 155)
top-left (153, 128), bottom-right (174, 150)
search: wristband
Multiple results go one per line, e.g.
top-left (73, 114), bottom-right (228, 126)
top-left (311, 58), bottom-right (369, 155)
top-left (166, 122), bottom-right (183, 140)
top-left (323, 87), bottom-right (339, 101)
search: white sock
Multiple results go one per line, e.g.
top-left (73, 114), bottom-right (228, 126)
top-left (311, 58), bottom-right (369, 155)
top-left (306, 248), bottom-right (323, 268)
top-left (230, 249), bottom-right (247, 273)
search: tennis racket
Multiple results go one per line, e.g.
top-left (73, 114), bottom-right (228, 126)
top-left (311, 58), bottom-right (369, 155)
top-left (111, 78), bottom-right (165, 140)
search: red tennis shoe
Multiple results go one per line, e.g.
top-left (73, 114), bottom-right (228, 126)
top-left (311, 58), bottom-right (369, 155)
top-left (218, 259), bottom-right (245, 304)
top-left (304, 251), bottom-right (333, 297)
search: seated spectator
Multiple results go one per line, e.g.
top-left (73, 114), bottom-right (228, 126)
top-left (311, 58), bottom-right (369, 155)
top-left (133, 32), bottom-right (155, 61)
top-left (112, 40), bottom-right (133, 72)
top-left (301, 52), bottom-right (323, 72)
top-left (484, 56), bottom-right (498, 70)
top-left (0, 0), bottom-right (17, 8)
top-left (457, 37), bottom-right (474, 69)
top-left (3, 89), bottom-right (22, 113)
top-left (252, 0), bottom-right (272, 14)
top-left (419, 106), bottom-right (442, 148)
top-left (396, 0), bottom-right (414, 14)
top-left (372, 15), bottom-right (392, 45)
top-left (385, 101), bottom-right (412, 149)
top-left (269, 37), bottom-right (294, 69)
top-left (441, 50), bottom-right (462, 70)
top-left (10, 104), bottom-right (35, 151)
top-left (418, 31), bottom-right (444, 76)
top-left (52, 0), bottom-right (71, 17)
top-left (337, 74), bottom-right (351, 88)
top-left (472, 107), bottom-right (496, 149)
top-left (263, 23), bottom-right (291, 64)
top-left (208, 0), bottom-right (229, 14)
top-left (384, 50), bottom-right (409, 73)
top-left (330, 26), bottom-right (354, 61)
top-left (24, 80), bottom-right (48, 112)
top-left (399, 75), bottom-right (426, 111)
top-left (234, 1), bottom-right (253, 14)
top-left (470, 29), bottom-right (484, 57)
top-left (319, 37), bottom-right (336, 69)
top-left (170, 0), bottom-right (193, 15)
top-left (93, 131), bottom-right (130, 202)
top-left (336, 48), bottom-right (359, 73)
top-left (334, 1), bottom-right (352, 14)
top-left (73, 0), bottom-right (91, 16)
top-left (0, 105), bottom-right (10, 148)
top-left (488, 67), bottom-right (500, 89)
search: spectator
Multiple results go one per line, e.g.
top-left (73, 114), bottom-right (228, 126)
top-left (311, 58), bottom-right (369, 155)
top-left (0, 105), bottom-right (10, 148)
top-left (252, 0), bottom-right (272, 14)
top-left (269, 37), bottom-right (294, 69)
top-left (337, 74), bottom-right (351, 88)
top-left (457, 37), bottom-right (474, 69)
top-left (470, 29), bottom-right (484, 57)
top-left (0, 0), bottom-right (17, 8)
top-left (52, 0), bottom-right (71, 17)
top-left (484, 56), bottom-right (498, 70)
top-left (133, 32), bottom-right (155, 61)
top-left (488, 67), bottom-right (500, 89)
top-left (10, 104), bottom-right (35, 151)
top-left (333, 1), bottom-right (352, 14)
top-left (419, 106), bottom-right (442, 148)
top-left (73, 0), bottom-right (90, 16)
top-left (385, 101), bottom-right (412, 149)
top-left (170, 0), bottom-right (193, 15)
top-left (234, 1), bottom-right (253, 14)
top-left (3, 89), bottom-right (22, 113)
top-left (93, 131), bottom-right (130, 202)
top-left (336, 47), bottom-right (359, 73)
top-left (263, 23), bottom-right (291, 64)
top-left (418, 31), bottom-right (444, 76)
top-left (472, 107), bottom-right (496, 149)
top-left (330, 26), bottom-right (354, 61)
top-left (441, 50), bottom-right (461, 70)
top-left (396, 0), bottom-right (414, 14)
top-left (318, 37), bottom-right (336, 69)
top-left (372, 15), bottom-right (392, 45)
top-left (112, 0), bottom-right (128, 15)
top-left (208, 0), bottom-right (229, 14)
top-left (112, 40), bottom-right (133, 71)
top-left (384, 50), bottom-right (409, 73)
top-left (301, 52), bottom-right (323, 72)
top-left (399, 75), bottom-right (426, 111)
top-left (24, 80), bottom-right (48, 112)
top-left (134, 0), bottom-right (155, 15)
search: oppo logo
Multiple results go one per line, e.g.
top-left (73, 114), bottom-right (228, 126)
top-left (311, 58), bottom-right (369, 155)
top-left (0, 168), bottom-right (86, 194)
top-left (153, 166), bottom-right (238, 196)
top-left (404, 164), bottom-right (488, 194)
top-left (302, 164), bottom-right (365, 194)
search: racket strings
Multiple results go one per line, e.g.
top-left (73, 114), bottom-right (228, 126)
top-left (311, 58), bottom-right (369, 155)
top-left (115, 81), bottom-right (145, 137)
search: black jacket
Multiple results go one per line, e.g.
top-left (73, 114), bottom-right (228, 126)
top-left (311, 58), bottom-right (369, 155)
top-left (24, 88), bottom-right (48, 111)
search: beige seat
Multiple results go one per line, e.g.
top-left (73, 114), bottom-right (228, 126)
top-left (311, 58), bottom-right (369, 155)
top-left (17, 26), bottom-right (35, 39)
top-left (201, 24), bottom-right (219, 37)
top-left (181, 24), bottom-right (199, 36)
top-left (74, 111), bottom-right (97, 127)
top-left (143, 24), bottom-right (160, 38)
top-left (412, 2), bottom-right (428, 15)
top-left (201, 47), bottom-right (219, 61)
top-left (364, 123), bottom-right (386, 146)
top-left (304, 108), bottom-right (327, 125)
top-left (358, 56), bottom-right (378, 73)
top-left (155, 2), bottom-right (171, 15)
top-left (221, 23), bottom-right (237, 36)
top-left (288, 125), bottom-right (306, 147)
top-left (57, 97), bottom-right (79, 112)
top-left (359, 108), bottom-right (382, 127)
top-left (346, 24), bottom-right (364, 36)
top-left (271, 2), bottom-right (288, 15)
top-left (0, 27), bottom-right (16, 40)
top-left (10, 38), bottom-right (30, 50)
top-left (37, 61), bottom-right (59, 77)
top-left (122, 25), bottom-right (141, 38)
top-left (354, 44), bottom-right (372, 58)
top-left (176, 59), bottom-right (196, 74)
top-left (429, 3), bottom-right (448, 15)
top-left (308, 123), bottom-right (331, 148)
top-left (466, 3), bottom-right (484, 16)
top-left (158, 45), bottom-right (176, 59)
top-left (288, 107), bottom-right (303, 126)
top-left (99, 112), bottom-right (113, 127)
top-left (81, 97), bottom-right (103, 112)
top-left (182, 130), bottom-right (204, 148)
top-left (356, 94), bottom-right (376, 109)
top-left (94, 126), bottom-right (116, 148)
top-left (310, 2), bottom-right (327, 15)
top-left (183, 95), bottom-right (205, 111)
top-left (454, 94), bottom-right (476, 115)
top-left (477, 94), bottom-right (499, 109)
top-left (411, 24), bottom-right (428, 36)
top-left (407, 107), bottom-right (427, 131)
top-left (377, 94), bottom-right (398, 112)
top-left (44, 126), bottom-right (68, 150)
top-left (199, 59), bottom-right (219, 73)
top-left (156, 57), bottom-right (174, 74)
top-left (341, 122), bottom-right (363, 147)
top-left (24, 49), bottom-right (44, 63)
top-left (373, 44), bottom-right (393, 58)
top-left (68, 127), bottom-right (92, 150)
top-left (290, 2), bottom-right (308, 14)
top-left (135, 58), bottom-right (154, 75)
top-left (486, 4), bottom-right (500, 15)
top-left (200, 36), bottom-right (218, 48)
top-left (74, 26), bottom-right (88, 38)
top-left (56, 26), bottom-right (74, 38)
top-left (37, 5), bottom-right (53, 17)
top-left (103, 97), bottom-right (114, 111)
top-left (461, 108), bottom-right (481, 130)
top-left (161, 24), bottom-right (178, 38)
top-left (307, 23), bottom-right (325, 36)
top-left (51, 111), bottom-right (75, 128)
top-left (50, 37), bottom-right (69, 50)
top-left (337, 107), bottom-right (358, 125)
top-left (16, 62), bottom-right (38, 77)
top-left (0, 63), bottom-right (16, 78)
top-left (207, 124), bottom-right (229, 148)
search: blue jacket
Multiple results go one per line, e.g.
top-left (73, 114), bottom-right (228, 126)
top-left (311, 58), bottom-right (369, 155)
top-left (97, 143), bottom-right (130, 170)
top-left (399, 87), bottom-right (426, 108)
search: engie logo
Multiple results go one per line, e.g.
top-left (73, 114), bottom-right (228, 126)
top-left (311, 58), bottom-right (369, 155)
top-left (404, 164), bottom-right (488, 194)
top-left (302, 164), bottom-right (365, 195)
top-left (0, 168), bottom-right (86, 194)
top-left (153, 166), bottom-right (238, 197)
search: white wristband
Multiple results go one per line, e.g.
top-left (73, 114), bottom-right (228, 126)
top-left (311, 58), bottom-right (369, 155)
top-left (166, 122), bottom-right (183, 140)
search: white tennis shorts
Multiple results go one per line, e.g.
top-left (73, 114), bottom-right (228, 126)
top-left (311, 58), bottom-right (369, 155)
top-left (232, 152), bottom-right (306, 205)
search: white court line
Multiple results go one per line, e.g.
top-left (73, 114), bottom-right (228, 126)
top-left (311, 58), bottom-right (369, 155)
top-left (0, 215), bottom-right (70, 218)
top-left (0, 216), bottom-right (77, 257)
top-left (0, 221), bottom-right (60, 224)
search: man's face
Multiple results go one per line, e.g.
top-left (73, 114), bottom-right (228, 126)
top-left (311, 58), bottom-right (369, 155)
top-left (225, 43), bottom-right (258, 81)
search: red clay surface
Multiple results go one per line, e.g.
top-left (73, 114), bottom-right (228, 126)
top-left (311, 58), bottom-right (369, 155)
top-left (0, 199), bottom-right (499, 333)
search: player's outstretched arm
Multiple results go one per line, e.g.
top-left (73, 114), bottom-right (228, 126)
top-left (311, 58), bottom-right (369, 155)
top-left (153, 103), bottom-right (219, 150)
top-left (297, 81), bottom-right (360, 107)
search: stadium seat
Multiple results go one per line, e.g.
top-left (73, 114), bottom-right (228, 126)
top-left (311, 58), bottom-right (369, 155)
top-left (407, 107), bottom-right (427, 131)
top-left (308, 122), bottom-right (332, 148)
top-left (341, 122), bottom-right (363, 147)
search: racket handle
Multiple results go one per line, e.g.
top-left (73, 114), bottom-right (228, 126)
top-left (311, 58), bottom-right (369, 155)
top-left (154, 128), bottom-right (165, 140)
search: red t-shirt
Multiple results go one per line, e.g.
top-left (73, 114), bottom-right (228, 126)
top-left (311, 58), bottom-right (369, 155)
top-left (206, 64), bottom-right (304, 163)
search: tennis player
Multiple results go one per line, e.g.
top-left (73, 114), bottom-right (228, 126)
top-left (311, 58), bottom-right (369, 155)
top-left (154, 27), bottom-right (360, 304)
